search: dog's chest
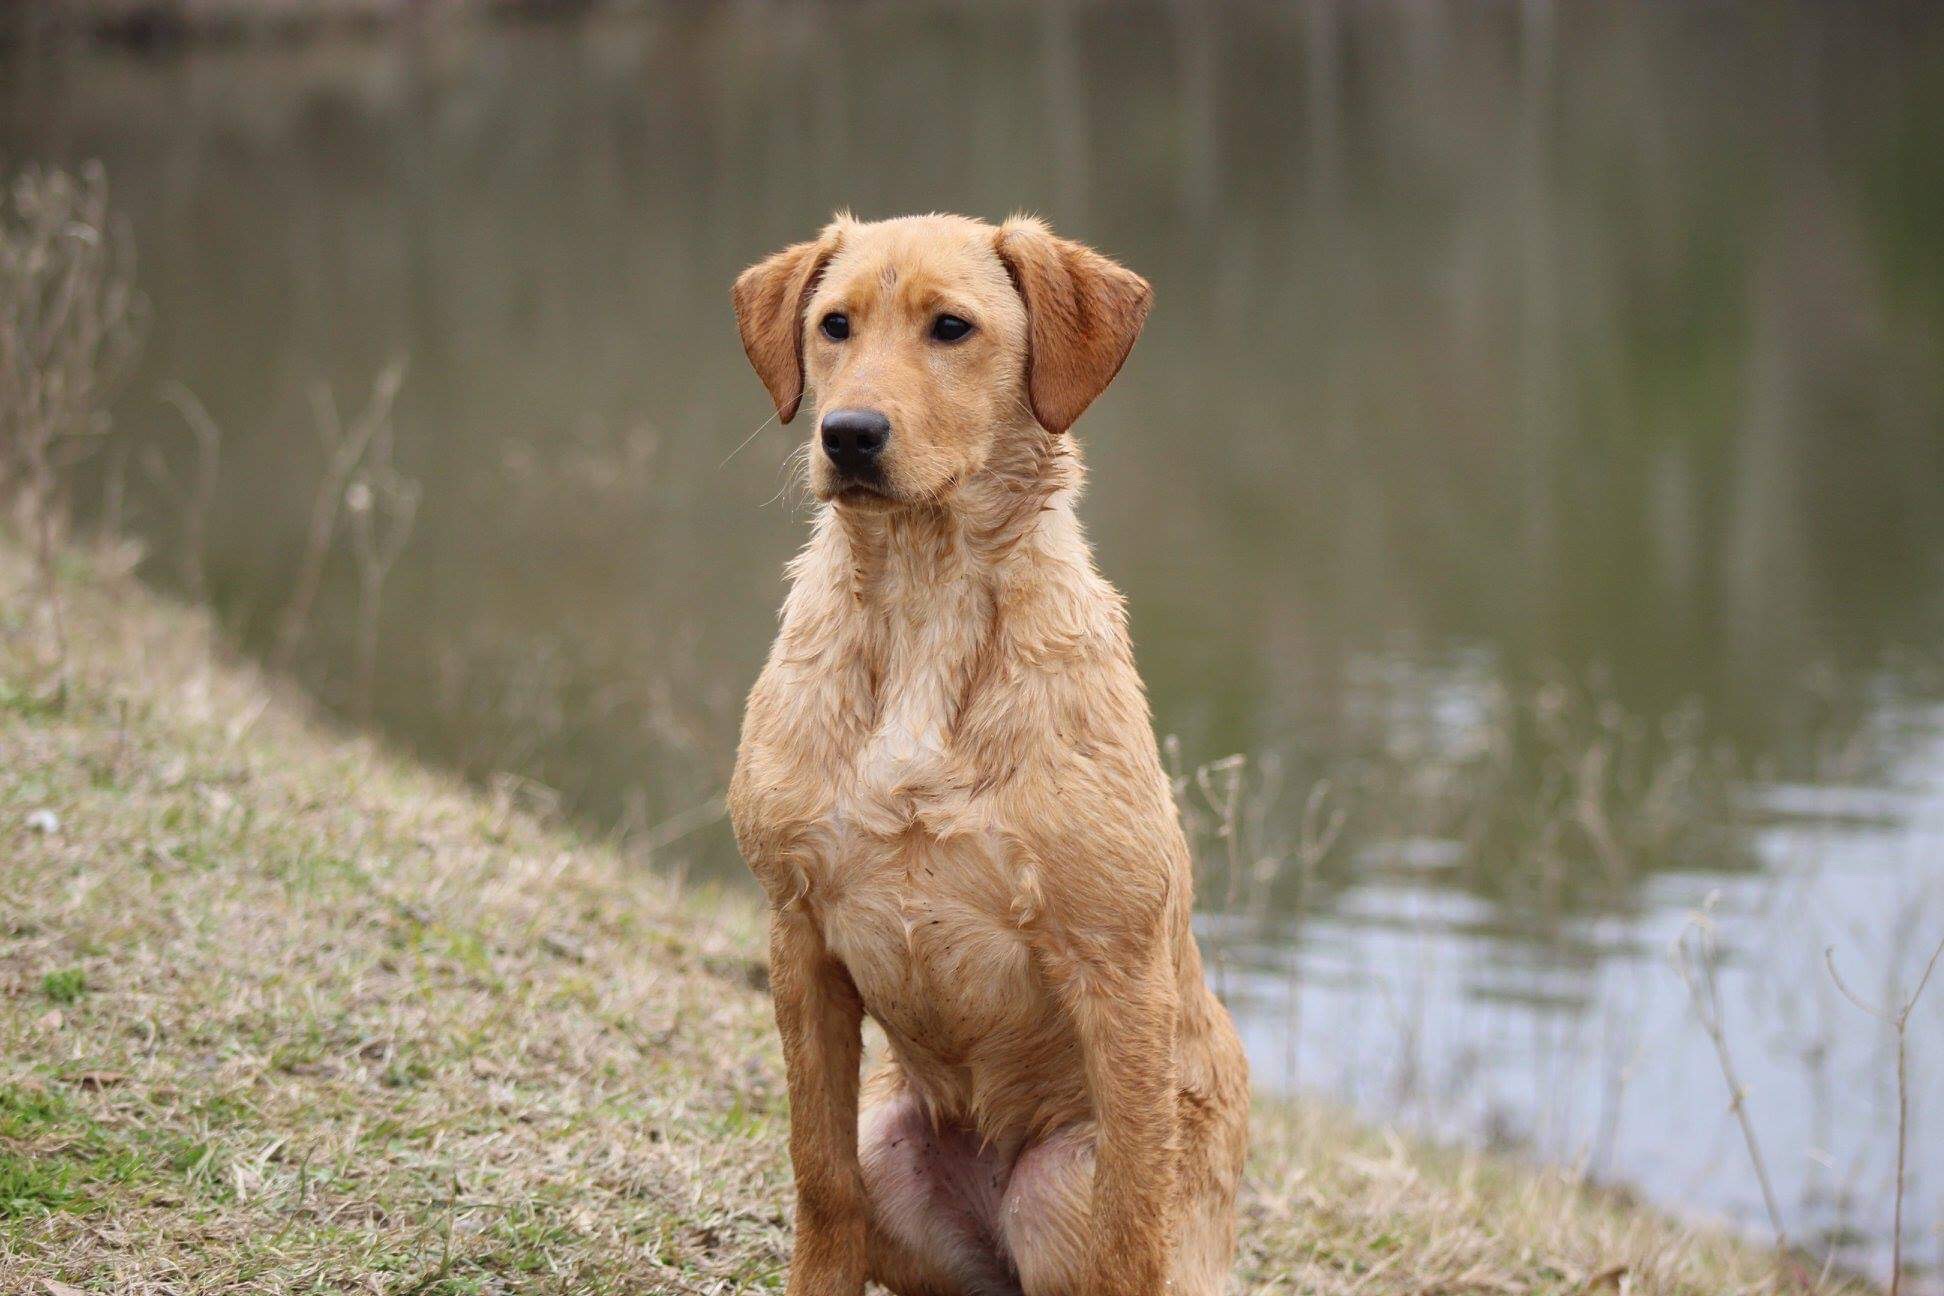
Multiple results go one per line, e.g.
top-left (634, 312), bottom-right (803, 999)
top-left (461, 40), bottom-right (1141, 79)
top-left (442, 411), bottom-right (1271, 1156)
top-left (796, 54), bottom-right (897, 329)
top-left (817, 828), bottom-right (1042, 1059)
top-left (810, 660), bottom-right (1046, 1058)
top-left (855, 636), bottom-right (956, 800)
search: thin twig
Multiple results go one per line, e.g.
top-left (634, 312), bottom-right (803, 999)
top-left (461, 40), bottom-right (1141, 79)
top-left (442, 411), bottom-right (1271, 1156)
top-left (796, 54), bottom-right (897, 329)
top-left (1824, 932), bottom-right (1944, 1296)
top-left (270, 360), bottom-right (405, 674)
top-left (150, 381), bottom-right (223, 600)
top-left (1, 165), bottom-right (146, 691)
top-left (346, 459), bottom-right (420, 723)
top-left (1673, 900), bottom-right (1801, 1287)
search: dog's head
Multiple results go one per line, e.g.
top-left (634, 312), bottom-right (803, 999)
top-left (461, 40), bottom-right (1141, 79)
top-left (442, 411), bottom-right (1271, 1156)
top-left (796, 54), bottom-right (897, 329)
top-left (732, 213), bottom-right (1151, 511)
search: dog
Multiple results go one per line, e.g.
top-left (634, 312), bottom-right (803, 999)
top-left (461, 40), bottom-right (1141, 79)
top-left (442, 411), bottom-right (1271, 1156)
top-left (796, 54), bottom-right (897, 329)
top-left (729, 212), bottom-right (1248, 1296)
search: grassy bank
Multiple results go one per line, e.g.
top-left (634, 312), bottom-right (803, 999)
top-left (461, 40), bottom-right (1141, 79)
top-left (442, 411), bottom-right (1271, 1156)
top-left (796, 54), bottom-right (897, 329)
top-left (0, 541), bottom-right (1864, 1295)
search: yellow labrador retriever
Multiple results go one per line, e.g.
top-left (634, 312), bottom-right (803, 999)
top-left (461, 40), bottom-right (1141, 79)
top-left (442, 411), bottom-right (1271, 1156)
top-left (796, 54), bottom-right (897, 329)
top-left (729, 212), bottom-right (1248, 1296)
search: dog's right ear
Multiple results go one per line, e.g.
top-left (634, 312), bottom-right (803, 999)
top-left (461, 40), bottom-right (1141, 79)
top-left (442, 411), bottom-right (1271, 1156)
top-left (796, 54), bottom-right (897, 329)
top-left (731, 225), bottom-right (842, 424)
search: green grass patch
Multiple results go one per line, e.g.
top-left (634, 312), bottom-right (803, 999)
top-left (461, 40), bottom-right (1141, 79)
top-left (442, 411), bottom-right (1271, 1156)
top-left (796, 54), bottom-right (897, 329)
top-left (41, 967), bottom-right (88, 1004)
top-left (0, 1083), bottom-right (235, 1221)
top-left (0, 1083), bottom-right (74, 1136)
top-left (0, 1150), bottom-right (83, 1218)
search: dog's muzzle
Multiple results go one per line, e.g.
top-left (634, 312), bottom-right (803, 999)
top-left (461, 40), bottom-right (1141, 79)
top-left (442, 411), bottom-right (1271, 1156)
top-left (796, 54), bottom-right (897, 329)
top-left (821, 407), bottom-right (890, 478)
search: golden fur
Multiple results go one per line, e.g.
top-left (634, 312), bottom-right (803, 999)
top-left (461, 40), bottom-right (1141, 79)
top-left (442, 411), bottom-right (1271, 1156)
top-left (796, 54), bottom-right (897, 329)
top-left (729, 213), bottom-right (1249, 1296)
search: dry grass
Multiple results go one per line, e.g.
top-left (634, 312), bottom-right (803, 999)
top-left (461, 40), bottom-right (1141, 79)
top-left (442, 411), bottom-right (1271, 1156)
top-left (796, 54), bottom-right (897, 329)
top-left (0, 539), bottom-right (1874, 1295)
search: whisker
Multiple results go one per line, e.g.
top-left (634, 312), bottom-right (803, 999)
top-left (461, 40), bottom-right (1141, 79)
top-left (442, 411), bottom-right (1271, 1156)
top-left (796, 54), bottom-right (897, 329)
top-left (718, 405), bottom-right (782, 470)
top-left (762, 440), bottom-right (813, 509)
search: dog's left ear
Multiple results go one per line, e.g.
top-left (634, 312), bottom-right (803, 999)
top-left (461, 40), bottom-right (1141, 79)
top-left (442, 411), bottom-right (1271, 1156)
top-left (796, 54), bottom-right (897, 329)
top-left (731, 225), bottom-right (842, 424)
top-left (994, 217), bottom-right (1152, 434)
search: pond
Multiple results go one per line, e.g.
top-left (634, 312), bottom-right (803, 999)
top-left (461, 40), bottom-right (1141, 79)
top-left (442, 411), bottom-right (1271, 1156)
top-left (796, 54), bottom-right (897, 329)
top-left (6, 3), bottom-right (1943, 1285)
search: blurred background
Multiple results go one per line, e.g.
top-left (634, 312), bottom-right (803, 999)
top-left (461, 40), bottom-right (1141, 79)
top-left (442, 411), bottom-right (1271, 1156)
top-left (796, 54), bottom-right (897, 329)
top-left (5, 2), bottom-right (1942, 1286)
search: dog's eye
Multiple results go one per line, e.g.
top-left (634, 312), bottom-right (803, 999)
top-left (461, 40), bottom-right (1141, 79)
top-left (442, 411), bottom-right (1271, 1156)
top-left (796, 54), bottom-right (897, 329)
top-left (820, 312), bottom-right (850, 341)
top-left (931, 314), bottom-right (973, 343)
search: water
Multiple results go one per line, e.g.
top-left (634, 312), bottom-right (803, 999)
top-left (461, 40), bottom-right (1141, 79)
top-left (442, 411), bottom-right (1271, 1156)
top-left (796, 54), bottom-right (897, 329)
top-left (6, 3), bottom-right (1943, 1283)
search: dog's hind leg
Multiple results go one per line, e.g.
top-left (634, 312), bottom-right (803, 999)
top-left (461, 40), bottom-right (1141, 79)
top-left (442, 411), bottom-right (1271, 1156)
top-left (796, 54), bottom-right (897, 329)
top-left (860, 1091), bottom-right (1021, 1296)
top-left (995, 1125), bottom-right (1092, 1296)
top-left (998, 1109), bottom-right (1241, 1296)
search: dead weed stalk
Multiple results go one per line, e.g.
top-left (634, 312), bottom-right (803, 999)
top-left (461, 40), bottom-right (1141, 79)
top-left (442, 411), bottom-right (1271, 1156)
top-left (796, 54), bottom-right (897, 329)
top-left (270, 359), bottom-right (406, 674)
top-left (149, 381), bottom-right (223, 601)
top-left (0, 162), bottom-right (145, 679)
top-left (1824, 930), bottom-right (1944, 1296)
top-left (1675, 898), bottom-right (1813, 1293)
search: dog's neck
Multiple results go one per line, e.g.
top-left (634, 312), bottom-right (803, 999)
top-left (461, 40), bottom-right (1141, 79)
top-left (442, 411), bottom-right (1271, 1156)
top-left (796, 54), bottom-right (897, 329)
top-left (775, 429), bottom-right (1109, 723)
top-left (777, 430), bottom-right (1106, 769)
top-left (769, 430), bottom-right (1124, 778)
top-left (824, 429), bottom-right (1086, 607)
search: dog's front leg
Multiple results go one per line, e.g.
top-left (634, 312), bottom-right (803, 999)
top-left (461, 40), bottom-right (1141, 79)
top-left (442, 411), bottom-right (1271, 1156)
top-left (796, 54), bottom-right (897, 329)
top-left (1074, 956), bottom-right (1182, 1296)
top-left (768, 905), bottom-right (868, 1296)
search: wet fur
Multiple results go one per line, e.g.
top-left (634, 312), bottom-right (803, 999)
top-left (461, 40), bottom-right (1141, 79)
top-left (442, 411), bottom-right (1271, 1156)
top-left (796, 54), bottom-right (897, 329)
top-left (730, 213), bottom-right (1249, 1296)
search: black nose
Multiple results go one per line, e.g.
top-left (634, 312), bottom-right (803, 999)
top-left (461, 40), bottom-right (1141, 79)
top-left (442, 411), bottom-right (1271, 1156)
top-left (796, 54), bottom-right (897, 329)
top-left (821, 408), bottom-right (890, 476)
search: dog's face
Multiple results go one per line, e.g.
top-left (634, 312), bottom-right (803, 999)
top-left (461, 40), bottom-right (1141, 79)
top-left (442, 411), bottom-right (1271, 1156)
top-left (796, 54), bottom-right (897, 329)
top-left (733, 213), bottom-right (1152, 512)
top-left (797, 215), bottom-right (1029, 508)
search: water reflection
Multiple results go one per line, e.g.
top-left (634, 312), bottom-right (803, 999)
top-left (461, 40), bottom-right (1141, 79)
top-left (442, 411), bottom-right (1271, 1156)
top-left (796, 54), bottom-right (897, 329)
top-left (5, 1), bottom-right (1942, 1282)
